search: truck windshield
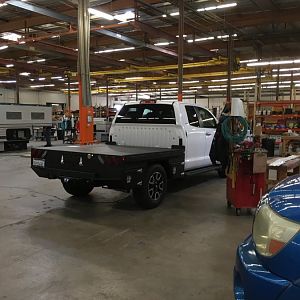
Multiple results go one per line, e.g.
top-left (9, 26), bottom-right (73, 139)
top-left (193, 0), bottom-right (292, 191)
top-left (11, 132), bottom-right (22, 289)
top-left (115, 104), bottom-right (176, 124)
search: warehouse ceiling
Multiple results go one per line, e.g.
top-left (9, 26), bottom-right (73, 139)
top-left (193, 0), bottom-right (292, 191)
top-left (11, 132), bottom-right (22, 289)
top-left (0, 0), bottom-right (300, 99)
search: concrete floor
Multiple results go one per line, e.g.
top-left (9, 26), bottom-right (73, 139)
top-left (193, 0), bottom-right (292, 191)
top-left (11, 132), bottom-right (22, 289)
top-left (0, 142), bottom-right (253, 300)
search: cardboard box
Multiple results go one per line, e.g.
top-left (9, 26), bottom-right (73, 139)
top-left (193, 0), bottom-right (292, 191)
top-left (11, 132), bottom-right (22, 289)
top-left (254, 125), bottom-right (262, 136)
top-left (253, 152), bottom-right (267, 174)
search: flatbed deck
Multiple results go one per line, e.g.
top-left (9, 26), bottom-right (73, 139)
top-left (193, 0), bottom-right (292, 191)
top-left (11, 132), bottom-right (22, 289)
top-left (36, 143), bottom-right (182, 157)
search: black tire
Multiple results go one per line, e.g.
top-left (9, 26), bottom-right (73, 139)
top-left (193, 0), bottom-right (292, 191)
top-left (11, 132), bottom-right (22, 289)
top-left (217, 167), bottom-right (227, 178)
top-left (133, 164), bottom-right (167, 209)
top-left (61, 178), bottom-right (94, 196)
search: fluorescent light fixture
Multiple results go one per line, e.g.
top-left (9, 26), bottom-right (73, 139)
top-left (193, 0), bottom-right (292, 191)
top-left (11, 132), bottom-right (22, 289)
top-left (114, 11), bottom-right (134, 22)
top-left (6, 64), bottom-right (14, 68)
top-left (51, 76), bottom-right (62, 79)
top-left (36, 58), bottom-right (46, 63)
top-left (162, 14), bottom-right (167, 18)
top-left (240, 59), bottom-right (258, 64)
top-left (119, 59), bottom-right (125, 61)
top-left (170, 12), bottom-right (179, 16)
top-left (58, 78), bottom-right (66, 81)
top-left (0, 45), bottom-right (8, 50)
top-left (198, 2), bottom-right (237, 12)
top-left (19, 72), bottom-right (30, 76)
top-left (154, 42), bottom-right (171, 46)
top-left (30, 84), bottom-right (54, 88)
top-left (51, 35), bottom-right (59, 39)
top-left (176, 34), bottom-right (187, 38)
top-left (0, 3), bottom-right (7, 7)
top-left (1, 32), bottom-right (22, 41)
top-left (248, 59), bottom-right (300, 67)
top-left (18, 41), bottom-right (26, 44)
top-left (29, 78), bottom-right (34, 82)
top-left (273, 67), bottom-right (300, 72)
top-left (94, 46), bottom-right (135, 54)
top-left (125, 76), bottom-right (143, 80)
top-left (27, 60), bottom-right (34, 64)
top-left (38, 77), bottom-right (46, 81)
top-left (169, 81), bottom-right (176, 84)
top-left (183, 80), bottom-right (199, 84)
top-left (217, 34), bottom-right (237, 39)
top-left (195, 36), bottom-right (215, 42)
top-left (0, 80), bottom-right (16, 83)
top-left (273, 73), bottom-right (300, 77)
top-left (88, 8), bottom-right (114, 20)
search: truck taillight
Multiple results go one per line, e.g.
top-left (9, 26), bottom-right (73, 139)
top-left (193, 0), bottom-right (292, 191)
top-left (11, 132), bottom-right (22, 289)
top-left (104, 156), bottom-right (126, 166)
top-left (253, 198), bottom-right (300, 257)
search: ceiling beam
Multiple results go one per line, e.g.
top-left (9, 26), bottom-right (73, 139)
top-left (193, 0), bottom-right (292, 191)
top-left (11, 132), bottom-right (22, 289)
top-left (6, 0), bottom-right (193, 61)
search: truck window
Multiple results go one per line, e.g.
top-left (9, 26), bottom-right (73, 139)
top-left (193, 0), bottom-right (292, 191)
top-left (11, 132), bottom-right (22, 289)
top-left (195, 107), bottom-right (217, 128)
top-left (115, 104), bottom-right (176, 124)
top-left (185, 106), bottom-right (200, 127)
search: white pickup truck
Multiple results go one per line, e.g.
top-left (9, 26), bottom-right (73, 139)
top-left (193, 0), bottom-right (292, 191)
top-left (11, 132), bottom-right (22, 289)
top-left (31, 101), bottom-right (223, 209)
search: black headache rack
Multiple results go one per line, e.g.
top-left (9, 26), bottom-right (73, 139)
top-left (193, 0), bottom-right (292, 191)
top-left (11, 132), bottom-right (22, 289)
top-left (31, 144), bottom-right (185, 191)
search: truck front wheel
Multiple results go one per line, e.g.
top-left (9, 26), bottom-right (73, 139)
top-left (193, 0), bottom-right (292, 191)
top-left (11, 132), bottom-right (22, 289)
top-left (61, 178), bottom-right (94, 196)
top-left (133, 164), bottom-right (167, 209)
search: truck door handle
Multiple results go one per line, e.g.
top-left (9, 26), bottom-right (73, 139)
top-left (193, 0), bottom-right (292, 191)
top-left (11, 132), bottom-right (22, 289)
top-left (206, 132), bottom-right (212, 136)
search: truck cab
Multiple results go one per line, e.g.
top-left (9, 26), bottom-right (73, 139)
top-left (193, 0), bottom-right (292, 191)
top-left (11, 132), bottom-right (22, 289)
top-left (109, 101), bottom-right (218, 171)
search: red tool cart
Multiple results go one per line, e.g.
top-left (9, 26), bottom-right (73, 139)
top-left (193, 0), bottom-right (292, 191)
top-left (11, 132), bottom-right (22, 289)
top-left (227, 150), bottom-right (267, 215)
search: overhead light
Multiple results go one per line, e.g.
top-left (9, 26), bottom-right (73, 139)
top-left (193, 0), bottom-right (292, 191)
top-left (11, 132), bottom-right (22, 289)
top-left (183, 80), bottom-right (199, 84)
top-left (38, 77), bottom-right (46, 81)
top-left (114, 11), bottom-right (135, 22)
top-left (195, 36), bottom-right (214, 42)
top-left (189, 86), bottom-right (202, 89)
top-left (125, 76), bottom-right (143, 80)
top-left (18, 41), bottom-right (26, 44)
top-left (154, 42), bottom-right (171, 46)
top-left (240, 59), bottom-right (258, 64)
top-left (176, 34), bottom-right (187, 38)
top-left (217, 34), bottom-right (237, 39)
top-left (19, 72), bottom-right (30, 76)
top-left (58, 78), bottom-right (66, 81)
top-left (51, 76), bottom-right (62, 79)
top-left (273, 67), bottom-right (300, 72)
top-left (247, 59), bottom-right (300, 67)
top-left (27, 58), bottom-right (46, 64)
top-left (29, 78), bottom-right (34, 82)
top-left (51, 35), bottom-right (59, 39)
top-left (119, 59), bottom-right (125, 61)
top-left (169, 81), bottom-right (176, 84)
top-left (30, 84), bottom-right (55, 88)
top-left (0, 45), bottom-right (8, 50)
top-left (210, 48), bottom-right (219, 52)
top-left (0, 3), bottom-right (7, 7)
top-left (6, 64), bottom-right (14, 68)
top-left (94, 46), bottom-right (135, 54)
top-left (273, 73), bottom-right (300, 77)
top-left (0, 80), bottom-right (16, 83)
top-left (1, 32), bottom-right (22, 41)
top-left (198, 2), bottom-right (237, 12)
top-left (170, 12), bottom-right (179, 16)
top-left (162, 14), bottom-right (167, 18)
top-left (88, 8), bottom-right (114, 20)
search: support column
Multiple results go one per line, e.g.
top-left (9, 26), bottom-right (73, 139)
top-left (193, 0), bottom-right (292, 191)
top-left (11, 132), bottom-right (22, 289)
top-left (177, 0), bottom-right (184, 102)
top-left (78, 0), bottom-right (93, 144)
top-left (276, 67), bottom-right (280, 101)
top-left (15, 70), bottom-right (20, 104)
top-left (226, 34), bottom-right (234, 104)
top-left (106, 78), bottom-right (109, 120)
top-left (67, 73), bottom-right (71, 112)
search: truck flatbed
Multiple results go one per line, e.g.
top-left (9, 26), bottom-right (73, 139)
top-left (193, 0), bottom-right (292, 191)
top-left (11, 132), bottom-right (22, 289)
top-left (36, 143), bottom-right (182, 158)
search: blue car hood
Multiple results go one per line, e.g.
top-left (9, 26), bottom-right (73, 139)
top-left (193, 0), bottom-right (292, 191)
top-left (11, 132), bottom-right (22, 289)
top-left (268, 175), bottom-right (300, 223)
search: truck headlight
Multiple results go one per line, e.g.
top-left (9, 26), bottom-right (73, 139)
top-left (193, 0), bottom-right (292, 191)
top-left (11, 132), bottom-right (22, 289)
top-left (253, 196), bottom-right (300, 257)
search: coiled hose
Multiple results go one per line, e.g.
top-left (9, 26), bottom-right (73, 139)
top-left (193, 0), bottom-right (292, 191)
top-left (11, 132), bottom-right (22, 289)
top-left (221, 116), bottom-right (248, 144)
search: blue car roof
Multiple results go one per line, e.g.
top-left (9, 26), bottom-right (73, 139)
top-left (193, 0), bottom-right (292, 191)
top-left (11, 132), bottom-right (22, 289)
top-left (269, 175), bottom-right (300, 223)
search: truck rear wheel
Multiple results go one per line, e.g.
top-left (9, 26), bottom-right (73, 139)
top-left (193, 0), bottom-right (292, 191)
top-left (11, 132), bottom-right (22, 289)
top-left (61, 178), bottom-right (94, 196)
top-left (133, 164), bottom-right (167, 209)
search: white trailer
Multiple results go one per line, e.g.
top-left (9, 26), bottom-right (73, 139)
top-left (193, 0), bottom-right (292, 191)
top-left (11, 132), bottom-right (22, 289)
top-left (0, 104), bottom-right (52, 151)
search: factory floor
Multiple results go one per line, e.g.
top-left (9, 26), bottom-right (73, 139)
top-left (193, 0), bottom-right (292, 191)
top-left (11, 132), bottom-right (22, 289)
top-left (0, 142), bottom-right (252, 300)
